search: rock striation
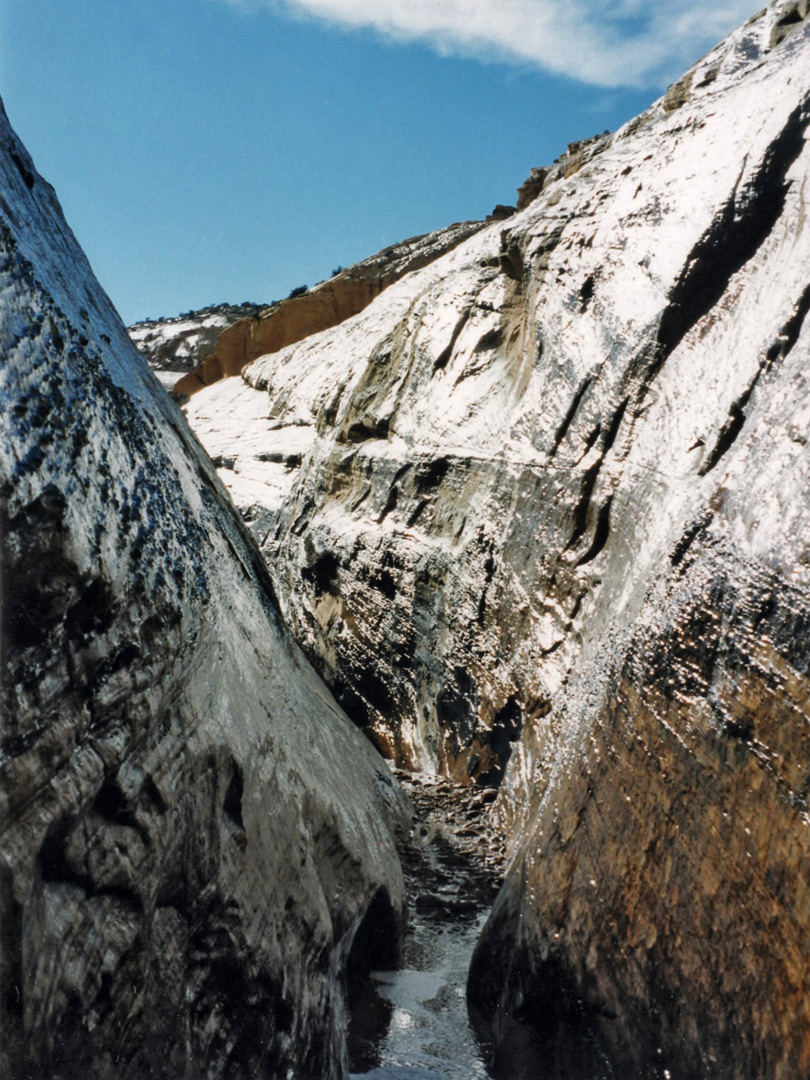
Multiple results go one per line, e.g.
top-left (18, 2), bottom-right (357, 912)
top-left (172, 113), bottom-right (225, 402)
top-left (129, 302), bottom-right (265, 390)
top-left (0, 98), bottom-right (408, 1080)
top-left (133, 221), bottom-right (485, 400)
top-left (184, 2), bottom-right (810, 1075)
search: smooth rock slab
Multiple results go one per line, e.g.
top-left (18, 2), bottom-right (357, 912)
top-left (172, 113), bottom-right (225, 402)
top-left (0, 97), bottom-right (407, 1080)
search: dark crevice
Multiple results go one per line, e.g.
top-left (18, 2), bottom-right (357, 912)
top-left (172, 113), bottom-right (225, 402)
top-left (565, 398), bottom-right (626, 552)
top-left (38, 822), bottom-right (76, 886)
top-left (647, 94), bottom-right (810, 388)
top-left (368, 567), bottom-right (397, 599)
top-left (552, 377), bottom-right (593, 454)
top-left (433, 307), bottom-right (472, 372)
top-left (474, 327), bottom-right (504, 353)
top-left (37, 818), bottom-right (142, 911)
top-left (576, 495), bottom-right (613, 566)
top-left (724, 717), bottom-right (754, 741)
top-left (601, 396), bottom-right (629, 456)
top-left (346, 888), bottom-right (401, 975)
top-left (302, 545), bottom-right (340, 597)
top-left (699, 283), bottom-right (810, 475)
top-left (1, 487), bottom-right (72, 654)
top-left (477, 543), bottom-right (497, 626)
top-left (64, 578), bottom-right (115, 640)
top-left (476, 697), bottom-right (524, 789)
top-left (405, 498), bottom-right (429, 527)
top-left (334, 680), bottom-right (370, 729)
top-left (341, 416), bottom-right (390, 444)
top-left (698, 401), bottom-right (748, 475)
top-left (223, 766), bottom-right (244, 831)
top-left (578, 423), bottom-right (602, 460)
top-left (415, 456), bottom-right (450, 492)
top-left (670, 512), bottom-right (714, 569)
top-left (568, 588), bottom-right (586, 623)
top-left (355, 667), bottom-right (394, 716)
top-left (320, 384), bottom-right (345, 430)
top-left (92, 783), bottom-right (142, 834)
top-left (10, 151), bottom-right (35, 191)
top-left (437, 668), bottom-right (477, 755)
top-left (578, 274), bottom-right (596, 312)
top-left (499, 233), bottom-right (525, 282)
top-left (765, 281), bottom-right (810, 367)
top-left (378, 463), bottom-right (411, 524)
top-left (566, 457), bottom-right (603, 551)
top-left (89, 644), bottom-right (141, 693)
top-left (378, 484), bottom-right (399, 523)
top-left (770, 1), bottom-right (809, 47)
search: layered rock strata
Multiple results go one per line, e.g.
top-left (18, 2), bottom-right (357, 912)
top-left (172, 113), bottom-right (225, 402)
top-left (129, 302), bottom-right (265, 390)
top-left (185, 3), bottom-right (810, 1074)
top-left (0, 99), bottom-right (408, 1080)
top-left (137, 221), bottom-right (485, 400)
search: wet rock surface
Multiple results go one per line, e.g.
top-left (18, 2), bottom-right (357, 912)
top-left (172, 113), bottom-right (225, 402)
top-left (185, 3), bottom-right (810, 1075)
top-left (0, 97), bottom-right (407, 1080)
top-left (394, 769), bottom-right (505, 924)
top-left (347, 770), bottom-right (506, 1079)
top-left (349, 773), bottom-right (616, 1080)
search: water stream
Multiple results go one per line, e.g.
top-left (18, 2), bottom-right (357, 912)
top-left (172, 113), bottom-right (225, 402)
top-left (347, 769), bottom-right (499, 1079)
top-left (346, 771), bottom-right (615, 1080)
top-left (348, 913), bottom-right (491, 1079)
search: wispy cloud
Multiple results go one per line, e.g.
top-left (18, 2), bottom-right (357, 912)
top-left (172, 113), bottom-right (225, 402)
top-left (218, 0), bottom-right (755, 87)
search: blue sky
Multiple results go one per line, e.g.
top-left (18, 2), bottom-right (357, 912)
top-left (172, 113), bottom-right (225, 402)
top-left (2, 0), bottom-right (752, 325)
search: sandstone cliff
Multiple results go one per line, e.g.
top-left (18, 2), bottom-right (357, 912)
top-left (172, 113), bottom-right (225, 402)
top-left (0, 99), bottom-right (408, 1079)
top-left (129, 302), bottom-right (265, 390)
top-left (185, 2), bottom-right (810, 1074)
top-left (131, 220), bottom-right (485, 399)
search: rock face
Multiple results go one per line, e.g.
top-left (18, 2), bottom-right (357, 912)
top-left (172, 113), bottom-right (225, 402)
top-left (135, 220), bottom-right (485, 400)
top-left (0, 99), bottom-right (408, 1080)
top-left (185, 2), bottom-right (810, 1074)
top-left (515, 166), bottom-right (548, 211)
top-left (129, 302), bottom-right (265, 390)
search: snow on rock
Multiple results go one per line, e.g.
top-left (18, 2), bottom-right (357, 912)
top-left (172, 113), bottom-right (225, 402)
top-left (134, 220), bottom-right (486, 401)
top-left (186, 3), bottom-right (810, 1074)
top-left (129, 303), bottom-right (265, 389)
top-left (0, 97), bottom-right (407, 1080)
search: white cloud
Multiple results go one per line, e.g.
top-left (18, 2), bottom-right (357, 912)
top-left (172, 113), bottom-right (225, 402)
top-left (219, 0), bottom-right (756, 87)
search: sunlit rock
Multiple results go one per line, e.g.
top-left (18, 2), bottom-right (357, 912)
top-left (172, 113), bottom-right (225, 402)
top-left (0, 98), bottom-right (407, 1080)
top-left (186, 2), bottom-right (810, 1073)
top-left (131, 221), bottom-right (485, 400)
top-left (129, 302), bottom-right (266, 391)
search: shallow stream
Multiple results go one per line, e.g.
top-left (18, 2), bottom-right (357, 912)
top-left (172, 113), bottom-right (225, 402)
top-left (348, 913), bottom-right (492, 1079)
top-left (347, 771), bottom-right (614, 1080)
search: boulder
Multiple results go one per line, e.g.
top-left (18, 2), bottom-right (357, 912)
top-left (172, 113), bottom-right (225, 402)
top-left (515, 166), bottom-right (547, 210)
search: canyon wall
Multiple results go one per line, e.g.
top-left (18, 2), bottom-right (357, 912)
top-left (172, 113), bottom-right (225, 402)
top-left (131, 221), bottom-right (485, 400)
top-left (128, 302), bottom-right (265, 390)
top-left (185, 2), bottom-right (810, 1074)
top-left (0, 99), bottom-right (407, 1080)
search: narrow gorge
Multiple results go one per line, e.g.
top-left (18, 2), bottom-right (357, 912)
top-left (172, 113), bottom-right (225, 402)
top-left (3, 1), bottom-right (810, 1077)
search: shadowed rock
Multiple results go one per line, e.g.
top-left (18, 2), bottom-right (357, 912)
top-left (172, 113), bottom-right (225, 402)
top-left (185, 2), bottom-right (810, 1075)
top-left (0, 98), bottom-right (407, 1080)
